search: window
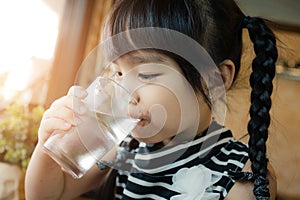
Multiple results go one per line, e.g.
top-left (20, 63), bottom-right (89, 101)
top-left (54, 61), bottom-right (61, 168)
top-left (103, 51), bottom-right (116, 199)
top-left (0, 0), bottom-right (66, 108)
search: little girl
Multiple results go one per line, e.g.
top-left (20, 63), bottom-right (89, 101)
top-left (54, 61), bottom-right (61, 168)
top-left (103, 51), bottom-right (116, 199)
top-left (25, 0), bottom-right (278, 199)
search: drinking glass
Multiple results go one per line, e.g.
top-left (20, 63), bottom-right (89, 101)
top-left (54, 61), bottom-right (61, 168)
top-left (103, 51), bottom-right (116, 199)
top-left (43, 77), bottom-right (140, 179)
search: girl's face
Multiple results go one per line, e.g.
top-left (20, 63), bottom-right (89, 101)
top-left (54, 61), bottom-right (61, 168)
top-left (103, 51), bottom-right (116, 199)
top-left (110, 51), bottom-right (212, 144)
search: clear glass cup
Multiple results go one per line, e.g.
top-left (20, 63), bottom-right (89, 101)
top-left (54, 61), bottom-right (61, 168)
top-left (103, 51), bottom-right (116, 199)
top-left (43, 77), bottom-right (140, 179)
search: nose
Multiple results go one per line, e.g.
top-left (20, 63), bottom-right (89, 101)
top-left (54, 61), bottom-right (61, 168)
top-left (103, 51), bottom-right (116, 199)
top-left (129, 91), bottom-right (140, 105)
top-left (128, 90), bottom-right (142, 120)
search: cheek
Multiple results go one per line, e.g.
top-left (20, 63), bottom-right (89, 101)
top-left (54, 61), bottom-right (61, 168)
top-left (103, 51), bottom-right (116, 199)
top-left (140, 85), bottom-right (181, 133)
top-left (164, 95), bottom-right (181, 130)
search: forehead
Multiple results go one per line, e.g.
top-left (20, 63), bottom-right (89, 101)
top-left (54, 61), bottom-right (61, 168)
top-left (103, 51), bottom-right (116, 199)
top-left (113, 50), bottom-right (182, 71)
top-left (108, 50), bottom-right (185, 76)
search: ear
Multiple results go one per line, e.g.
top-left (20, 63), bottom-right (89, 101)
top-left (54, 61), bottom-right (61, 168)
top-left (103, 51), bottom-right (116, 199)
top-left (218, 59), bottom-right (235, 91)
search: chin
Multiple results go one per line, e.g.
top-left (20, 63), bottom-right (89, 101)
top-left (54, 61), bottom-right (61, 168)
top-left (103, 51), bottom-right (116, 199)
top-left (131, 127), bottom-right (176, 144)
top-left (131, 133), bottom-right (161, 144)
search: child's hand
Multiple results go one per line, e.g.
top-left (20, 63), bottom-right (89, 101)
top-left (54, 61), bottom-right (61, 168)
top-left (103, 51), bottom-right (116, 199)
top-left (38, 86), bottom-right (88, 144)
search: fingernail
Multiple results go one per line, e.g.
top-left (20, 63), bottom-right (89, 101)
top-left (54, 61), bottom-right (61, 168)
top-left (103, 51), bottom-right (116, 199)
top-left (64, 123), bottom-right (71, 128)
top-left (78, 89), bottom-right (88, 97)
top-left (73, 88), bottom-right (87, 98)
top-left (78, 106), bottom-right (87, 114)
top-left (74, 117), bottom-right (82, 125)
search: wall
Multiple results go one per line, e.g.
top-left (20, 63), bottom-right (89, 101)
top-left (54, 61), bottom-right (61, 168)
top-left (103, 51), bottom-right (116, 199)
top-left (226, 29), bottom-right (300, 199)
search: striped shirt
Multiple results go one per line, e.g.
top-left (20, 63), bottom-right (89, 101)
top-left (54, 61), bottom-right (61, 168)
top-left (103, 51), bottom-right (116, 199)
top-left (98, 122), bottom-right (249, 199)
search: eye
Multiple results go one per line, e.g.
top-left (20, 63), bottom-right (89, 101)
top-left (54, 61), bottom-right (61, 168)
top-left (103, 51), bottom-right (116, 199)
top-left (138, 73), bottom-right (160, 81)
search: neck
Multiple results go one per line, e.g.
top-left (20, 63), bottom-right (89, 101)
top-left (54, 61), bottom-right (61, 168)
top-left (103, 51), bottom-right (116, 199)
top-left (162, 116), bottom-right (213, 146)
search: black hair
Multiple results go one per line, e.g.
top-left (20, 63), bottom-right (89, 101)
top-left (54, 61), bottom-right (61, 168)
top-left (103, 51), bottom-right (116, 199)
top-left (103, 0), bottom-right (278, 199)
top-left (242, 16), bottom-right (278, 199)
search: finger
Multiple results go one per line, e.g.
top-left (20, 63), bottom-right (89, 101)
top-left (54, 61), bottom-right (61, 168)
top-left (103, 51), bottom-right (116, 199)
top-left (38, 118), bottom-right (72, 143)
top-left (67, 85), bottom-right (88, 98)
top-left (50, 95), bottom-right (88, 115)
top-left (43, 106), bottom-right (82, 126)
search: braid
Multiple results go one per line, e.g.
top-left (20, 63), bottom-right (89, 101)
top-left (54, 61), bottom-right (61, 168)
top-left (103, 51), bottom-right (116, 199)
top-left (242, 16), bottom-right (278, 199)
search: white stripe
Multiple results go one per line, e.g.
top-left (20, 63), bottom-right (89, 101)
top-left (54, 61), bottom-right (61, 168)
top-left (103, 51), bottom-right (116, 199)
top-left (132, 137), bottom-right (231, 174)
top-left (123, 189), bottom-right (167, 200)
top-left (135, 127), bottom-right (229, 160)
top-left (211, 156), bottom-right (245, 168)
top-left (117, 170), bottom-right (130, 176)
top-left (123, 136), bottom-right (133, 142)
top-left (115, 193), bottom-right (123, 199)
top-left (116, 181), bottom-right (126, 188)
top-left (220, 146), bottom-right (248, 156)
top-left (127, 175), bottom-right (174, 191)
top-left (125, 158), bottom-right (135, 165)
top-left (213, 185), bottom-right (228, 198)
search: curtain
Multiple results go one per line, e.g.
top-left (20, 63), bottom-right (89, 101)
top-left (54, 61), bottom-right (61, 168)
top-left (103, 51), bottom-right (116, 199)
top-left (45, 0), bottom-right (113, 107)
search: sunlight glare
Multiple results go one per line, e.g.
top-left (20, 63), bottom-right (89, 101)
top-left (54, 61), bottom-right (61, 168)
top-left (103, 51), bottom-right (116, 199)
top-left (0, 0), bottom-right (60, 101)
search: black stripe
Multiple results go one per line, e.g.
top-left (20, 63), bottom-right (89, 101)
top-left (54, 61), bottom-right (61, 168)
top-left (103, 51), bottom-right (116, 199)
top-left (133, 130), bottom-right (231, 172)
top-left (113, 122), bottom-right (249, 199)
top-left (124, 173), bottom-right (177, 199)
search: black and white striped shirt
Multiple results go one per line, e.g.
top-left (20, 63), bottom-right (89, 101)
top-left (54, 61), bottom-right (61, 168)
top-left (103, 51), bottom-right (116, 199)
top-left (98, 122), bottom-right (249, 199)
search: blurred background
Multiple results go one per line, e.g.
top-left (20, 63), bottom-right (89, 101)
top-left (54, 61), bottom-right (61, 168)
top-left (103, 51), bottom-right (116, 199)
top-left (0, 0), bottom-right (299, 199)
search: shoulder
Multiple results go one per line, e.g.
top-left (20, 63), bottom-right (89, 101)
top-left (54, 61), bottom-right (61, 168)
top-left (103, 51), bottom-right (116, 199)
top-left (225, 159), bottom-right (277, 200)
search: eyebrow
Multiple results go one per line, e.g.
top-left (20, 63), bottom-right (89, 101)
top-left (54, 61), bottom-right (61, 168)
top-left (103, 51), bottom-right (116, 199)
top-left (111, 51), bottom-right (168, 68)
top-left (111, 49), bottom-right (167, 66)
top-left (129, 53), bottom-right (166, 64)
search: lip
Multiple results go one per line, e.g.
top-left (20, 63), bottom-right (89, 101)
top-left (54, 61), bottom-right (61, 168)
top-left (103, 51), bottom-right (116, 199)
top-left (136, 118), bottom-right (148, 127)
top-left (130, 114), bottom-right (150, 127)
